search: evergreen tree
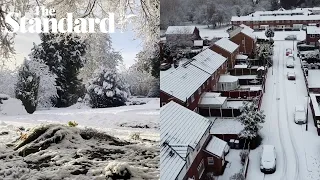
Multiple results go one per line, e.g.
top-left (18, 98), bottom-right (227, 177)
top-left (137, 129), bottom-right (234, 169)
top-left (147, 78), bottom-right (160, 97)
top-left (237, 97), bottom-right (265, 140)
top-left (86, 68), bottom-right (129, 108)
top-left (30, 33), bottom-right (87, 107)
top-left (270, 0), bottom-right (280, 10)
top-left (15, 60), bottom-right (40, 114)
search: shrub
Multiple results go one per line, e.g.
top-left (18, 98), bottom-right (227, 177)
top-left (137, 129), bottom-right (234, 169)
top-left (130, 132), bottom-right (141, 140)
top-left (229, 171), bottom-right (245, 180)
top-left (240, 150), bottom-right (249, 165)
top-left (68, 121), bottom-right (78, 127)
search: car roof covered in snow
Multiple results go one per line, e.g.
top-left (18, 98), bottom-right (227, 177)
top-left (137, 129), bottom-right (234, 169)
top-left (213, 38), bottom-right (239, 53)
top-left (165, 26), bottom-right (196, 35)
top-left (160, 101), bottom-right (211, 149)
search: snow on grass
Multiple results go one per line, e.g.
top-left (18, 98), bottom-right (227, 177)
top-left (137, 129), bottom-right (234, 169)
top-left (0, 124), bottom-right (159, 179)
top-left (217, 150), bottom-right (243, 180)
top-left (0, 98), bottom-right (160, 142)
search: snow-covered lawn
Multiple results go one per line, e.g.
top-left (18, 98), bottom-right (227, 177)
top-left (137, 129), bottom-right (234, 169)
top-left (216, 150), bottom-right (243, 180)
top-left (246, 40), bottom-right (320, 180)
top-left (0, 98), bottom-right (159, 179)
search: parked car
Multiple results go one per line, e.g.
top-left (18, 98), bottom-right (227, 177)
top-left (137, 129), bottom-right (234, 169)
top-left (286, 48), bottom-right (292, 56)
top-left (260, 145), bottom-right (276, 173)
top-left (160, 63), bottom-right (171, 71)
top-left (286, 60), bottom-right (294, 68)
top-left (284, 35), bottom-right (297, 40)
top-left (287, 72), bottom-right (296, 80)
top-left (294, 105), bottom-right (307, 124)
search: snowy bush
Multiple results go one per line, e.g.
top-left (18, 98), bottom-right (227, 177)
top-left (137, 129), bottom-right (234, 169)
top-left (15, 60), bottom-right (40, 114)
top-left (68, 121), bottom-right (78, 127)
top-left (265, 28), bottom-right (274, 39)
top-left (86, 68), bottom-right (129, 108)
top-left (25, 59), bottom-right (58, 109)
top-left (105, 161), bottom-right (132, 179)
top-left (237, 98), bottom-right (265, 140)
top-left (240, 150), bottom-right (249, 165)
top-left (147, 78), bottom-right (160, 97)
top-left (229, 171), bottom-right (245, 180)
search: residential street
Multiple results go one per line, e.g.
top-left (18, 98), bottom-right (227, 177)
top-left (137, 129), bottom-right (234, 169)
top-left (247, 39), bottom-right (320, 180)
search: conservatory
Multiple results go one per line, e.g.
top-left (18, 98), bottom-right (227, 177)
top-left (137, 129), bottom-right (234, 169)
top-left (218, 75), bottom-right (239, 91)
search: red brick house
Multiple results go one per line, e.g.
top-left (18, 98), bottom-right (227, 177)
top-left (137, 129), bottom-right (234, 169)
top-left (231, 8), bottom-right (320, 30)
top-left (160, 49), bottom-right (228, 111)
top-left (210, 38), bottom-right (239, 69)
top-left (165, 26), bottom-right (202, 47)
top-left (306, 25), bottom-right (320, 46)
top-left (161, 101), bottom-right (229, 180)
top-left (229, 24), bottom-right (257, 55)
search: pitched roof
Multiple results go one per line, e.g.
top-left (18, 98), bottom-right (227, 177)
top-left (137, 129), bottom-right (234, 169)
top-left (160, 145), bottom-right (186, 180)
top-left (219, 75), bottom-right (239, 83)
top-left (205, 136), bottom-right (228, 158)
top-left (213, 38), bottom-right (239, 53)
top-left (241, 27), bottom-right (256, 39)
top-left (307, 26), bottom-right (320, 34)
top-left (240, 24), bottom-right (254, 33)
top-left (160, 101), bottom-right (212, 149)
top-left (165, 26), bottom-right (196, 35)
top-left (231, 14), bottom-right (320, 21)
top-left (160, 49), bottom-right (227, 102)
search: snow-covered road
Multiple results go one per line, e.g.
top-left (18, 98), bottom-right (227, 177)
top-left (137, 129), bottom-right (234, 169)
top-left (247, 40), bottom-right (320, 180)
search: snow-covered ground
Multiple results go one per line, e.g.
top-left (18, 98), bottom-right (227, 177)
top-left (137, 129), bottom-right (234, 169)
top-left (253, 30), bottom-right (306, 41)
top-left (246, 39), bottom-right (320, 180)
top-left (0, 98), bottom-right (159, 179)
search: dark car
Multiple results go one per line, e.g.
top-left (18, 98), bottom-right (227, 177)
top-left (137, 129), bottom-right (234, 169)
top-left (160, 63), bottom-right (171, 71)
top-left (284, 35), bottom-right (297, 40)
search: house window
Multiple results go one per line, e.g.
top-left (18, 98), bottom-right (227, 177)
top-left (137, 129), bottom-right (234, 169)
top-left (197, 159), bottom-right (205, 178)
top-left (208, 157), bottom-right (214, 165)
top-left (198, 88), bottom-right (201, 95)
top-left (191, 94), bottom-right (195, 102)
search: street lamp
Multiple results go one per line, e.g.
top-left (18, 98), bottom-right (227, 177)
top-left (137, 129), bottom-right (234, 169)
top-left (306, 95), bottom-right (309, 131)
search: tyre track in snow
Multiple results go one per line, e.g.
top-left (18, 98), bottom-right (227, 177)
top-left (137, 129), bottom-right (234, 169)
top-left (280, 41), bottom-right (300, 180)
top-left (276, 43), bottom-right (288, 180)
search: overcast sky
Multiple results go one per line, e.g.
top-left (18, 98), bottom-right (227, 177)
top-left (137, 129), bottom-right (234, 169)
top-left (12, 26), bottom-right (142, 69)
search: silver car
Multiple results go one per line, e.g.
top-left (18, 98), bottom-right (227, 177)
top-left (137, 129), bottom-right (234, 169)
top-left (294, 105), bottom-right (307, 124)
top-left (260, 145), bottom-right (276, 173)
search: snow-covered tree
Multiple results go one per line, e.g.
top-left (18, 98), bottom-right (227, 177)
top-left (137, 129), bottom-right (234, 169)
top-left (265, 29), bottom-right (275, 40)
top-left (147, 79), bottom-right (160, 97)
top-left (26, 59), bottom-right (58, 109)
top-left (237, 98), bottom-right (265, 140)
top-left (30, 32), bottom-right (87, 107)
top-left (86, 68), bottom-right (130, 108)
top-left (80, 33), bottom-right (123, 83)
top-left (0, 67), bottom-right (17, 97)
top-left (121, 65), bottom-right (154, 96)
top-left (15, 60), bottom-right (40, 114)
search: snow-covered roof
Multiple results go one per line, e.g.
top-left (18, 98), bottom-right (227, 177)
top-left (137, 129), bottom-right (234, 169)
top-left (199, 93), bottom-right (227, 107)
top-left (236, 75), bottom-right (257, 79)
top-left (241, 27), bottom-right (256, 40)
top-left (231, 14), bottom-right (320, 22)
top-left (213, 38), bottom-right (239, 53)
top-left (165, 26), bottom-right (196, 35)
top-left (307, 26), bottom-right (320, 34)
top-left (227, 100), bottom-right (251, 109)
top-left (160, 101), bottom-right (212, 149)
top-left (160, 64), bottom-right (211, 102)
top-left (236, 54), bottom-right (248, 60)
top-left (234, 65), bottom-right (248, 69)
top-left (240, 24), bottom-right (254, 33)
top-left (239, 85), bottom-right (262, 91)
top-left (308, 70), bottom-right (320, 88)
top-left (219, 75), bottom-right (239, 83)
top-left (194, 40), bottom-right (203, 46)
top-left (309, 94), bottom-right (320, 116)
top-left (205, 136), bottom-right (227, 158)
top-left (160, 145), bottom-right (186, 180)
top-left (161, 49), bottom-right (227, 102)
top-left (209, 117), bottom-right (244, 134)
top-left (191, 49), bottom-right (227, 74)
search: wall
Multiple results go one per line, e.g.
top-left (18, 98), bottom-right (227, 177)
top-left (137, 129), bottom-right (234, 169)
top-left (198, 108), bottom-right (241, 117)
top-left (230, 32), bottom-right (255, 55)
